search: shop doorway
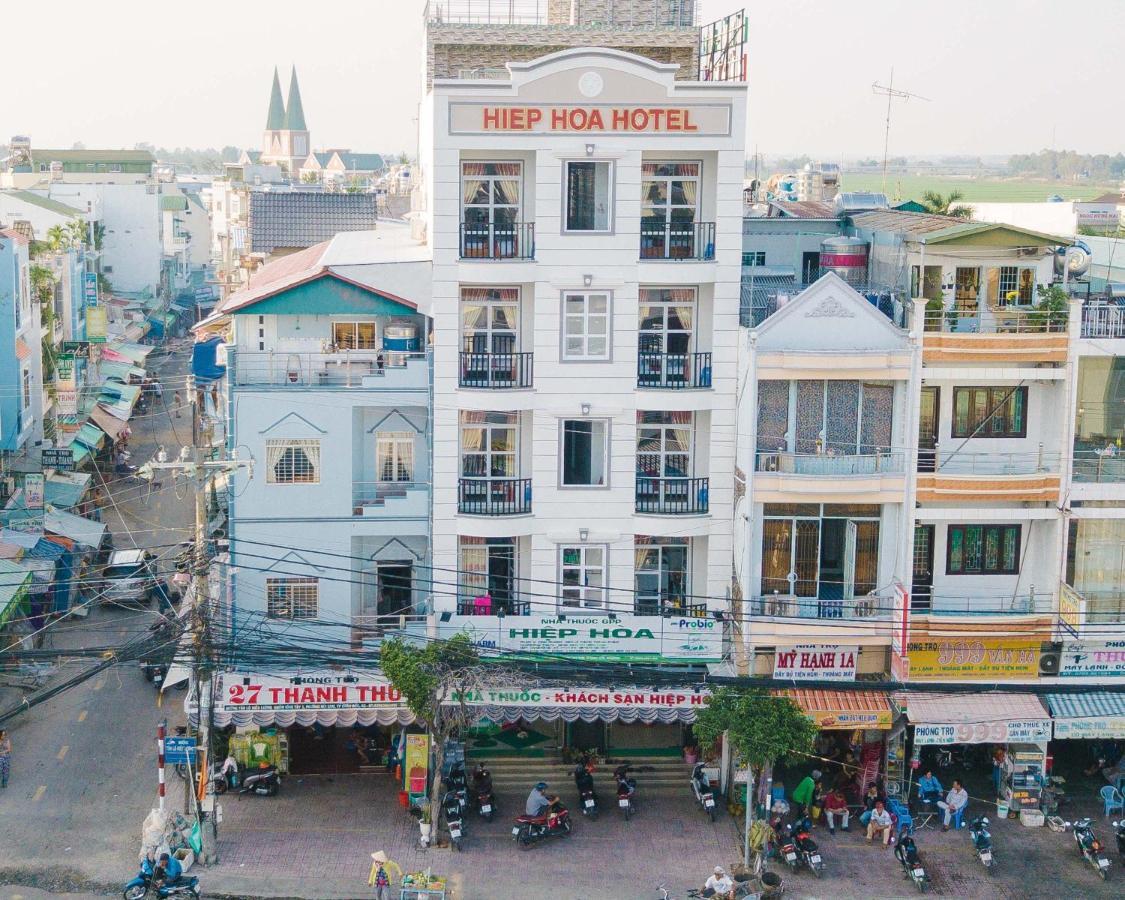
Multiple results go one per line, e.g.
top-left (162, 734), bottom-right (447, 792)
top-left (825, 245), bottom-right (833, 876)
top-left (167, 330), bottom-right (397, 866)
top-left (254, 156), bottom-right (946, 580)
top-left (568, 720), bottom-right (607, 754)
top-left (286, 724), bottom-right (395, 776)
top-left (377, 563), bottom-right (414, 617)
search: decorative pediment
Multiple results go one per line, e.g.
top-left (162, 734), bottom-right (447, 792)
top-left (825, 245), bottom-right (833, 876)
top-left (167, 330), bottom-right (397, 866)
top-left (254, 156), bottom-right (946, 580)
top-left (259, 550), bottom-right (325, 573)
top-left (368, 537), bottom-right (424, 562)
top-left (259, 411), bottom-right (326, 436)
top-left (366, 409), bottom-right (426, 435)
top-left (804, 297), bottom-right (855, 319)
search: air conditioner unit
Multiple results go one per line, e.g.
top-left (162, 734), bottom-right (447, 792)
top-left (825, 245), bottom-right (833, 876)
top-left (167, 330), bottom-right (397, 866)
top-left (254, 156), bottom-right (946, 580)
top-left (1038, 642), bottom-right (1062, 676)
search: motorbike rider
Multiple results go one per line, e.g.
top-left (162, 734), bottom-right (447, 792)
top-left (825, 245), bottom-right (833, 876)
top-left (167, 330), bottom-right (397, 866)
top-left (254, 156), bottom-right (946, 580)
top-left (895, 833), bottom-right (920, 869)
top-left (154, 852), bottom-right (184, 890)
top-left (526, 781), bottom-right (551, 817)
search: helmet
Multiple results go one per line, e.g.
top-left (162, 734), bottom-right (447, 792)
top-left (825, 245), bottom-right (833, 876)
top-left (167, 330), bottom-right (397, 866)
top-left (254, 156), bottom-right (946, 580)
top-left (535, 781), bottom-right (548, 790)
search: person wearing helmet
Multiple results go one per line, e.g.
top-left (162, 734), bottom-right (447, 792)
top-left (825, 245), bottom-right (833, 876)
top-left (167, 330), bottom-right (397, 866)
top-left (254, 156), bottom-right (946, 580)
top-left (526, 781), bottom-right (550, 817)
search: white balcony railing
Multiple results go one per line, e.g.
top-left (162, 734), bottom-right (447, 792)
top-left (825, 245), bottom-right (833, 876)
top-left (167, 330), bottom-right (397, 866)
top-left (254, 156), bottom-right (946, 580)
top-left (229, 349), bottom-right (428, 389)
top-left (755, 449), bottom-right (905, 476)
top-left (752, 592), bottom-right (892, 621)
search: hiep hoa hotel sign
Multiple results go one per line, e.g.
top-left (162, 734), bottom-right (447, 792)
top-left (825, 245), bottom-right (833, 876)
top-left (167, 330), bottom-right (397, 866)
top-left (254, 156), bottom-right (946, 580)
top-left (449, 103), bottom-right (732, 136)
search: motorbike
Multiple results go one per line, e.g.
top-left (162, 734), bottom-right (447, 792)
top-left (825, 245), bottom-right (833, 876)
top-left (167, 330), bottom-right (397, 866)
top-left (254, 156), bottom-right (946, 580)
top-left (968, 815), bottom-right (994, 870)
top-left (122, 858), bottom-right (201, 899)
top-left (512, 801), bottom-right (572, 850)
top-left (783, 816), bottom-right (823, 878)
top-left (1114, 820), bottom-right (1124, 857)
top-left (1067, 818), bottom-right (1111, 880)
top-left (896, 836), bottom-right (928, 893)
top-left (1041, 776), bottom-right (1067, 816)
top-left (574, 763), bottom-right (598, 820)
top-left (690, 762), bottom-right (717, 822)
top-left (474, 785), bottom-right (495, 822)
top-left (238, 764), bottom-right (280, 797)
top-left (615, 764), bottom-right (637, 821)
top-left (442, 790), bottom-right (465, 851)
top-left (444, 763), bottom-right (468, 812)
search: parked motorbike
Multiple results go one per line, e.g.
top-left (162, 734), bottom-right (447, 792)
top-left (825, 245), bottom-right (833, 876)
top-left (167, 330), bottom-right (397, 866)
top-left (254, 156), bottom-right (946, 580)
top-left (615, 764), bottom-right (638, 821)
top-left (512, 801), bottom-right (572, 850)
top-left (444, 763), bottom-right (468, 812)
top-left (1114, 820), bottom-right (1124, 858)
top-left (690, 762), bottom-right (717, 822)
top-left (475, 786), bottom-right (495, 821)
top-left (784, 816), bottom-right (823, 877)
top-left (574, 763), bottom-right (599, 820)
top-left (1041, 776), bottom-right (1067, 816)
top-left (122, 858), bottom-right (201, 899)
top-left (1067, 818), bottom-right (1111, 880)
top-left (442, 790), bottom-right (465, 851)
top-left (896, 835), bottom-right (928, 893)
top-left (238, 764), bottom-right (280, 797)
top-left (968, 815), bottom-right (994, 870)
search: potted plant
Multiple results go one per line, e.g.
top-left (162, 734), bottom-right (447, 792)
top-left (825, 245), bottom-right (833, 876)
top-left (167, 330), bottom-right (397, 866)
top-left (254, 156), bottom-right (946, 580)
top-left (417, 806), bottom-right (432, 846)
top-left (923, 296), bottom-right (944, 331)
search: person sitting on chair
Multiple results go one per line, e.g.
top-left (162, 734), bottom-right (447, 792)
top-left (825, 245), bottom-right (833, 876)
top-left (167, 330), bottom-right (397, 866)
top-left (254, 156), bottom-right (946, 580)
top-left (938, 779), bottom-right (969, 831)
top-left (918, 769), bottom-right (943, 805)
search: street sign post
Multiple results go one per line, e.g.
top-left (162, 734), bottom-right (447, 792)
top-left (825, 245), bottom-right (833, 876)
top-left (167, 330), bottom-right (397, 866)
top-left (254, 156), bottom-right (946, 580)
top-left (163, 736), bottom-right (197, 765)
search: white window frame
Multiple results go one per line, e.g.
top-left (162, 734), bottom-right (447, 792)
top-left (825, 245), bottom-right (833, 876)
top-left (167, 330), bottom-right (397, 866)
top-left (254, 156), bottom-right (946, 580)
top-left (559, 544), bottom-right (607, 609)
top-left (376, 431), bottom-right (415, 483)
top-left (266, 577), bottom-right (319, 619)
top-left (332, 320), bottom-right (379, 350)
top-left (563, 159), bottom-right (614, 234)
top-left (459, 412), bottom-right (518, 479)
top-left (461, 287), bottom-right (520, 353)
top-left (561, 291), bottom-right (611, 361)
top-left (460, 160), bottom-right (522, 226)
top-left (559, 418), bottom-right (610, 488)
top-left (265, 438), bottom-right (321, 484)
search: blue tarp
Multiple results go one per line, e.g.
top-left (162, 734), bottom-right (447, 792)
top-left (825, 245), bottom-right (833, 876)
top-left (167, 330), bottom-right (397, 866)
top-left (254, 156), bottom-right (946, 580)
top-left (192, 337), bottom-right (226, 384)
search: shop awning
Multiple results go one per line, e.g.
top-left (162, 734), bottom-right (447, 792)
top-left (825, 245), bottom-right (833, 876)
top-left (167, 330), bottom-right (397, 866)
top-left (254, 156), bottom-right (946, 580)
top-left (896, 691), bottom-right (1051, 745)
top-left (44, 509), bottom-right (105, 549)
top-left (0, 558), bottom-right (33, 628)
top-left (99, 360), bottom-right (146, 383)
top-left (107, 341), bottom-right (152, 365)
top-left (44, 472), bottom-right (91, 511)
top-left (89, 405), bottom-right (129, 441)
top-left (778, 688), bottom-right (894, 730)
top-left (1046, 692), bottom-right (1125, 740)
top-left (14, 337), bottom-right (31, 360)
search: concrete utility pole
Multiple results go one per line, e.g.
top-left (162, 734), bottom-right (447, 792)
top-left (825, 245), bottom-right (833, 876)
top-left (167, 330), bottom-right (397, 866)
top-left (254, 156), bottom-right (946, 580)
top-left (142, 387), bottom-right (250, 865)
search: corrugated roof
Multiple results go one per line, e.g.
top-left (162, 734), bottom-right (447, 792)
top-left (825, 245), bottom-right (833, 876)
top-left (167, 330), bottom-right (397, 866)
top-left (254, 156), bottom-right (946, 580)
top-left (161, 195), bottom-right (189, 212)
top-left (30, 148), bottom-right (156, 164)
top-left (4, 190), bottom-right (83, 217)
top-left (769, 200), bottom-right (837, 219)
top-left (44, 509), bottom-right (105, 549)
top-left (850, 209), bottom-right (980, 238)
top-left (1046, 691), bottom-right (1125, 720)
top-left (1087, 192), bottom-right (1125, 205)
top-left (248, 191), bottom-right (379, 254)
top-left (780, 688), bottom-right (892, 715)
top-left (0, 557), bottom-right (32, 628)
top-left (44, 472), bottom-right (90, 510)
top-left (895, 691), bottom-right (1049, 725)
top-left (333, 152), bottom-right (386, 172)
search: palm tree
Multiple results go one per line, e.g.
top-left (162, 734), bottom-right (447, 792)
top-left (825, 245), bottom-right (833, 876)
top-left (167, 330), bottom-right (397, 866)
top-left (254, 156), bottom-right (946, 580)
top-left (45, 224), bottom-right (69, 252)
top-left (921, 190), bottom-right (972, 219)
top-left (66, 218), bottom-right (88, 248)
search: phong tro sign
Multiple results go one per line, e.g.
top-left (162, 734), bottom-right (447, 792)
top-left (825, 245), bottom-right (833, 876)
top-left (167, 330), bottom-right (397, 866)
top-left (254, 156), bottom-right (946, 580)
top-left (449, 103), bottom-right (732, 136)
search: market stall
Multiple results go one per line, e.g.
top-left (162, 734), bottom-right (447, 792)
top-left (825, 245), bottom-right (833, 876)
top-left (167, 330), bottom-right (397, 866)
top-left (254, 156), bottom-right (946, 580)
top-left (1045, 691), bottom-right (1125, 793)
top-left (896, 691), bottom-right (1052, 813)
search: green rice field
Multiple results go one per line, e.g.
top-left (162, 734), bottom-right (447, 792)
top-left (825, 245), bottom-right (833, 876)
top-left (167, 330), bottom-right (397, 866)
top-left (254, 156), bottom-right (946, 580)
top-left (837, 172), bottom-right (1117, 203)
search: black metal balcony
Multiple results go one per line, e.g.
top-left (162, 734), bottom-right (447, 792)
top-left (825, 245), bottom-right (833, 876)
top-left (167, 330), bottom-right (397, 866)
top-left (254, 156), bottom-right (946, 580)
top-left (455, 598), bottom-right (531, 616)
top-left (458, 477), bottom-right (532, 515)
top-left (639, 221), bottom-right (715, 261)
top-left (635, 476), bottom-right (709, 514)
top-left (459, 351), bottom-right (534, 389)
top-left (637, 351), bottom-right (712, 389)
top-left (634, 598), bottom-right (710, 617)
top-left (459, 222), bottom-right (535, 260)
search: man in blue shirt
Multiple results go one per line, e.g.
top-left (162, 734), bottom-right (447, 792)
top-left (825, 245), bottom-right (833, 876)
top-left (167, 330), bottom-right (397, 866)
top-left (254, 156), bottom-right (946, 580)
top-left (155, 852), bottom-right (183, 888)
top-left (918, 769), bottom-right (943, 804)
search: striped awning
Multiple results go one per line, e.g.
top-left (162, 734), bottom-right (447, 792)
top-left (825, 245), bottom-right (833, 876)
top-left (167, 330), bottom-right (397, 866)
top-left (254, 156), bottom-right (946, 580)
top-left (15, 337), bottom-right (30, 360)
top-left (1046, 692), bottom-right (1125, 739)
top-left (778, 688), bottom-right (894, 730)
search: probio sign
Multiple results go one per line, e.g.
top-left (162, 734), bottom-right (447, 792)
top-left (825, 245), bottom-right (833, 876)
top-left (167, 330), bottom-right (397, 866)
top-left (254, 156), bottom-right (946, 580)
top-left (913, 719), bottom-right (1052, 746)
top-left (442, 613), bottom-right (721, 662)
top-left (449, 103), bottom-right (732, 136)
top-left (218, 672), bottom-right (402, 712)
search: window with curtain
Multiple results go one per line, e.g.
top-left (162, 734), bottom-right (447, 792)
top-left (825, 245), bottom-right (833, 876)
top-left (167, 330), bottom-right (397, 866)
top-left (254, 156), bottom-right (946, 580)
top-left (636, 411), bottom-right (692, 477)
top-left (461, 287), bottom-right (519, 353)
top-left (633, 537), bottom-right (690, 614)
top-left (332, 321), bottom-right (378, 350)
top-left (460, 411), bottom-right (517, 477)
top-left (376, 432), bottom-right (414, 482)
top-left (947, 524), bottom-right (1020, 575)
top-left (638, 287), bottom-right (695, 355)
top-left (989, 266), bottom-right (1035, 305)
top-left (952, 386), bottom-right (1027, 438)
top-left (565, 160), bottom-right (612, 232)
top-left (265, 439), bottom-right (320, 484)
top-left (461, 161), bottom-right (521, 226)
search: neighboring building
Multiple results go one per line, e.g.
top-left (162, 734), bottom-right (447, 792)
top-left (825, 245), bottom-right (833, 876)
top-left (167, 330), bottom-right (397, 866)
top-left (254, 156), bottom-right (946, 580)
top-left (1, 146), bottom-right (155, 187)
top-left (420, 42), bottom-right (748, 702)
top-left (247, 191), bottom-right (379, 256)
top-left (0, 190), bottom-right (85, 237)
top-left (1075, 190), bottom-right (1124, 230)
top-left (217, 225), bottom-right (432, 647)
top-left (256, 67), bottom-right (310, 176)
top-left (322, 151), bottom-right (386, 187)
top-left (0, 229), bottom-right (44, 453)
top-left (160, 189), bottom-right (210, 295)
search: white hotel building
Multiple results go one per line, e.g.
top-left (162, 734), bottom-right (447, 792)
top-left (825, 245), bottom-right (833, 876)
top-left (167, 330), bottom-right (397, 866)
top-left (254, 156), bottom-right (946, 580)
top-left (419, 48), bottom-right (746, 631)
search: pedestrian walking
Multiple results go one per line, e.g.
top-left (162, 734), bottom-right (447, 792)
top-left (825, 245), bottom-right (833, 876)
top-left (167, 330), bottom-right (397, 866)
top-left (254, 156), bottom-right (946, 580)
top-left (0, 729), bottom-right (11, 787)
top-left (173, 391), bottom-right (182, 418)
top-left (368, 850), bottom-right (402, 900)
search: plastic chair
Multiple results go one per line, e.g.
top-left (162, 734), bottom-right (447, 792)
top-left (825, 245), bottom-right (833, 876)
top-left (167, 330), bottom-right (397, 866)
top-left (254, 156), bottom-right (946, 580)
top-left (1100, 785), bottom-right (1124, 817)
top-left (951, 806), bottom-right (967, 829)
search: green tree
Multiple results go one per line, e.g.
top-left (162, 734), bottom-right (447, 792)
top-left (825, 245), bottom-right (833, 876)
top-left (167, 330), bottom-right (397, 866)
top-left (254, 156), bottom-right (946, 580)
top-left (66, 219), bottom-right (88, 248)
top-left (29, 264), bottom-right (56, 306)
top-left (921, 190), bottom-right (972, 218)
top-left (693, 687), bottom-right (817, 862)
top-left (45, 225), bottom-right (70, 252)
top-left (300, 171), bottom-right (319, 184)
top-left (380, 634), bottom-right (484, 825)
top-left (1030, 283), bottom-right (1070, 333)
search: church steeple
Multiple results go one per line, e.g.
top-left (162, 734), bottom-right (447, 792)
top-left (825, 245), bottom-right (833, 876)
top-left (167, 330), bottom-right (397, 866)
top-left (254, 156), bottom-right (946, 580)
top-left (265, 67), bottom-right (286, 131)
top-left (283, 68), bottom-right (307, 131)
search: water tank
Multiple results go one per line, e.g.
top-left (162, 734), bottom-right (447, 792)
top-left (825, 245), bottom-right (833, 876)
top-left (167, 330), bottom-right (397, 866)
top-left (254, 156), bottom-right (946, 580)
top-left (383, 320), bottom-right (420, 352)
top-left (819, 236), bottom-right (869, 288)
top-left (1054, 241), bottom-right (1092, 279)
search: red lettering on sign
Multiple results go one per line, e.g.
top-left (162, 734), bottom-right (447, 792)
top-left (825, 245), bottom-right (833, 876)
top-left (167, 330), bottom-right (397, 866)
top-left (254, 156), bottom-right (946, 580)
top-left (483, 108), bottom-right (501, 130)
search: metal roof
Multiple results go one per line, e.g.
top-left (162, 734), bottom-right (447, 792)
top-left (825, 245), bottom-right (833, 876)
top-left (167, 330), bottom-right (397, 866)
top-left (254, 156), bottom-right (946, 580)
top-left (780, 688), bottom-right (892, 715)
top-left (894, 691), bottom-right (1049, 725)
top-left (3, 190), bottom-right (84, 217)
top-left (769, 200), bottom-right (838, 219)
top-left (30, 148), bottom-right (156, 164)
top-left (1045, 691), bottom-right (1125, 720)
top-left (248, 191), bottom-right (379, 254)
top-left (850, 209), bottom-right (1068, 246)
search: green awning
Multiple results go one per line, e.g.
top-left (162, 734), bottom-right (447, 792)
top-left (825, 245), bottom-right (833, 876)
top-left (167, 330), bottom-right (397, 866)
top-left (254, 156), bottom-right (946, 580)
top-left (69, 422), bottom-right (106, 453)
top-left (0, 558), bottom-right (33, 629)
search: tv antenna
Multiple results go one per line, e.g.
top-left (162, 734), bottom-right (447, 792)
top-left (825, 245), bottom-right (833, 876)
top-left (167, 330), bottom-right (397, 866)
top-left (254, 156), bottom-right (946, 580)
top-left (872, 68), bottom-right (929, 197)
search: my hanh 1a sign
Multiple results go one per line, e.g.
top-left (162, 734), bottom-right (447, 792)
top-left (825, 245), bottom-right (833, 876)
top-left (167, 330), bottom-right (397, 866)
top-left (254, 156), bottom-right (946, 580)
top-left (773, 645), bottom-right (858, 682)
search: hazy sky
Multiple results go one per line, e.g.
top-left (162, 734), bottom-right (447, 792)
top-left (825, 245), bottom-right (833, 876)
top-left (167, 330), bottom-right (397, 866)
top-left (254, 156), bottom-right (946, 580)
top-left (3, 0), bottom-right (1122, 159)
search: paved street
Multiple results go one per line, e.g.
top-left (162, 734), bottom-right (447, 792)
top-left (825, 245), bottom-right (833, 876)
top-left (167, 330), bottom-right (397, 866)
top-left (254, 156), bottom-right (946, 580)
top-left (0, 344), bottom-right (195, 895)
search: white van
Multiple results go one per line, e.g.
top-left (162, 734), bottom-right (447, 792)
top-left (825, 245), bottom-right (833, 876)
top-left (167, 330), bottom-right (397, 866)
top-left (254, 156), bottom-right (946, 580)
top-left (102, 549), bottom-right (158, 606)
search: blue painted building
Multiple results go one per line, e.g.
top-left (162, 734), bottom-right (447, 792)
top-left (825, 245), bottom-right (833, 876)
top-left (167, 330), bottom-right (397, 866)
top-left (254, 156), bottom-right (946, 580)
top-left (0, 229), bottom-right (43, 453)
top-left (215, 226), bottom-right (433, 646)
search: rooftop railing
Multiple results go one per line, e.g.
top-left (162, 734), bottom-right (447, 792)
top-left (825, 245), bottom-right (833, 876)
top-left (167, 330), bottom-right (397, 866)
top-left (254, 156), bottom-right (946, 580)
top-left (1081, 302), bottom-right (1125, 339)
top-left (755, 449), bottom-right (905, 476)
top-left (921, 306), bottom-right (1067, 334)
top-left (1072, 449), bottom-right (1125, 483)
top-left (425, 0), bottom-right (698, 27)
top-left (751, 592), bottom-right (892, 621)
top-left (925, 449), bottom-right (1062, 476)
top-left (229, 349), bottom-right (428, 388)
top-left (923, 593), bottom-right (1055, 617)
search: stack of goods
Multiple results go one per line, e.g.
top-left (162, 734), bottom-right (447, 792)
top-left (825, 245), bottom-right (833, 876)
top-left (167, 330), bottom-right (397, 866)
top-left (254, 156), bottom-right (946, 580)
top-left (139, 808), bottom-right (200, 870)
